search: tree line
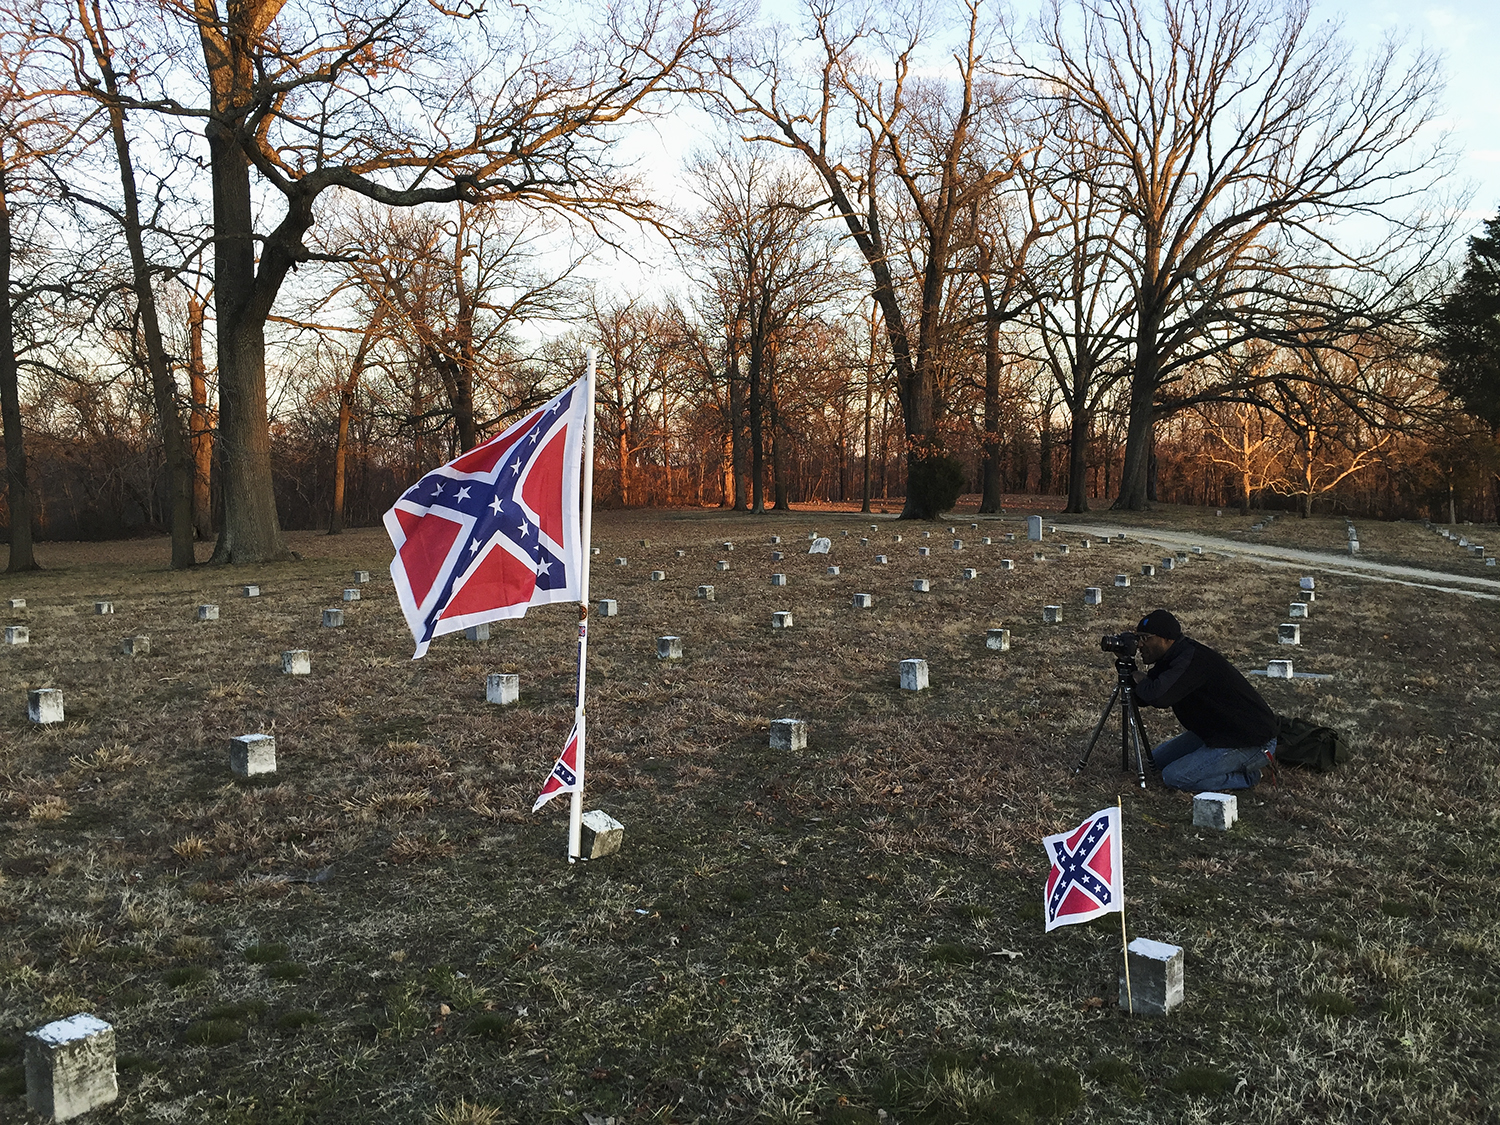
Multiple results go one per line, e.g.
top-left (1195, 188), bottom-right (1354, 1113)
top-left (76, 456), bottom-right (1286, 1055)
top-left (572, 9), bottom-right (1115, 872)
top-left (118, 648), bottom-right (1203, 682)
top-left (0, 0), bottom-right (1494, 571)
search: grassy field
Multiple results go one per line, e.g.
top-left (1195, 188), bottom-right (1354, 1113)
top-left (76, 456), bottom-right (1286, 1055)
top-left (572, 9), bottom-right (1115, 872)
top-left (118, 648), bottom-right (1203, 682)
top-left (1, 503), bottom-right (1497, 1124)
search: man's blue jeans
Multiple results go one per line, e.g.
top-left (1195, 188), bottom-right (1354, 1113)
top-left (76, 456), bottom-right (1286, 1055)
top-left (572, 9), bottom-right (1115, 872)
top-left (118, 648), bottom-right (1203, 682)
top-left (1152, 732), bottom-right (1276, 792)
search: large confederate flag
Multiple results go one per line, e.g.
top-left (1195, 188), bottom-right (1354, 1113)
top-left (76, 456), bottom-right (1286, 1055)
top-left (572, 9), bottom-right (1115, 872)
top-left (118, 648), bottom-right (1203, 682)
top-left (385, 382), bottom-right (587, 658)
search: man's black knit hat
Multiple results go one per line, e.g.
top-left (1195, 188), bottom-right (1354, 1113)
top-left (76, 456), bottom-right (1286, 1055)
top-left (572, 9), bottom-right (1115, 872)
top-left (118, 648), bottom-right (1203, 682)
top-left (1136, 609), bottom-right (1182, 641)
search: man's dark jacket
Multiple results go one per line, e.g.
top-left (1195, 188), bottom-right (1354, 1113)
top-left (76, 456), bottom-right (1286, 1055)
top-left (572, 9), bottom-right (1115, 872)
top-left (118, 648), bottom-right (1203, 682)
top-left (1135, 637), bottom-right (1276, 747)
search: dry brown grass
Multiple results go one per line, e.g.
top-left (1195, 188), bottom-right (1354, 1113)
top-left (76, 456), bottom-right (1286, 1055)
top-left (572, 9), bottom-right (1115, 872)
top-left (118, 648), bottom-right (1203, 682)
top-left (0, 509), bottom-right (1496, 1124)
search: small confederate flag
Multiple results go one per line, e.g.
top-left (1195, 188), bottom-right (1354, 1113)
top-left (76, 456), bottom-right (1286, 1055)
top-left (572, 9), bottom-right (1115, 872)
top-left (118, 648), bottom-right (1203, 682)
top-left (1042, 806), bottom-right (1124, 932)
top-left (533, 723), bottom-right (580, 812)
top-left (385, 381), bottom-right (588, 658)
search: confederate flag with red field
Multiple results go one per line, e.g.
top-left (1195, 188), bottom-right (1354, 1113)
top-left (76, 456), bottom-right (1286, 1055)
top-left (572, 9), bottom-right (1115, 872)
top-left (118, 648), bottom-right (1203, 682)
top-left (385, 381), bottom-right (587, 658)
top-left (1042, 806), bottom-right (1124, 932)
top-left (532, 722), bottom-right (581, 812)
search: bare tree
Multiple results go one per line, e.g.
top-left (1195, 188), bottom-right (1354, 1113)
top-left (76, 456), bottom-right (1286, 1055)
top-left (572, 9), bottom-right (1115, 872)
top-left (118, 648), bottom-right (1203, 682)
top-left (714, 0), bottom-right (1027, 518)
top-left (1025, 0), bottom-right (1453, 510)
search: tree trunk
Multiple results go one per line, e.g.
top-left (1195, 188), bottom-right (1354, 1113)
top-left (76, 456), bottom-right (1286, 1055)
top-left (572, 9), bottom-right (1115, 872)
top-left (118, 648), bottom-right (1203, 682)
top-left (95, 50), bottom-right (195, 569)
top-left (188, 293), bottom-right (215, 540)
top-left (748, 321), bottom-right (765, 514)
top-left (728, 352), bottom-right (748, 511)
top-left (0, 168), bottom-right (37, 572)
top-left (1115, 328), bottom-right (1160, 510)
top-left (1065, 403), bottom-right (1090, 513)
top-left (979, 308), bottom-right (1004, 514)
top-left (204, 118), bottom-right (290, 563)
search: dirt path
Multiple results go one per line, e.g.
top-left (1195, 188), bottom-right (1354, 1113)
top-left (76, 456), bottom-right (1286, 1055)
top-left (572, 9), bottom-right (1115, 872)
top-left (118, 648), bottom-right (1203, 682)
top-left (1066, 522), bottom-right (1500, 601)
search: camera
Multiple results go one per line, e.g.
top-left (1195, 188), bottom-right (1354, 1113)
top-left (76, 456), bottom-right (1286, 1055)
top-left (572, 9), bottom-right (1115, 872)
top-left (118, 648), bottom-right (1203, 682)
top-left (1099, 631), bottom-right (1139, 657)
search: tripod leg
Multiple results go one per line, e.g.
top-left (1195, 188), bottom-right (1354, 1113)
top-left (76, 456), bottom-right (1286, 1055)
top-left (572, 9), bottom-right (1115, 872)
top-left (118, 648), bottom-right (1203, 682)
top-left (1073, 684), bottom-right (1122, 775)
top-left (1127, 699), bottom-right (1148, 788)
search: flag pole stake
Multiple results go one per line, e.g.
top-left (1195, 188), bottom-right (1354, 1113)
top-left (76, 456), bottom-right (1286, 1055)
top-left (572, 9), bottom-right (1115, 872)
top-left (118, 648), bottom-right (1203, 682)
top-left (567, 348), bottom-right (598, 863)
top-left (1118, 795), bottom-right (1133, 1014)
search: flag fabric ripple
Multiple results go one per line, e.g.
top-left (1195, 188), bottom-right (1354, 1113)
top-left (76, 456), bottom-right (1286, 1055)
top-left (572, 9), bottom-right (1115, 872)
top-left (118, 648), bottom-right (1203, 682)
top-left (385, 381), bottom-right (587, 658)
top-left (1042, 806), bottom-right (1124, 932)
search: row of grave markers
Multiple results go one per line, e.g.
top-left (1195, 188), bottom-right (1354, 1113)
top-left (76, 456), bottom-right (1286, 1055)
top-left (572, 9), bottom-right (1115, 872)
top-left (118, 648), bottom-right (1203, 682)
top-left (1425, 519), bottom-right (1494, 565)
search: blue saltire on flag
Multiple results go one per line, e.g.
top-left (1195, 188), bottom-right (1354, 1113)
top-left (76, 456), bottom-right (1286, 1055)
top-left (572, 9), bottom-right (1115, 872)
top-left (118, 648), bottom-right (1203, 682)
top-left (1042, 806), bottom-right (1124, 931)
top-left (533, 722), bottom-right (581, 812)
top-left (385, 380), bottom-right (587, 658)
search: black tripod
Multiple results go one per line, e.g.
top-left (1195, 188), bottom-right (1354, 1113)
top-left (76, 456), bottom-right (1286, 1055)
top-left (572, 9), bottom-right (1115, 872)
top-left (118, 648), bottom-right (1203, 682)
top-left (1073, 657), bottom-right (1155, 788)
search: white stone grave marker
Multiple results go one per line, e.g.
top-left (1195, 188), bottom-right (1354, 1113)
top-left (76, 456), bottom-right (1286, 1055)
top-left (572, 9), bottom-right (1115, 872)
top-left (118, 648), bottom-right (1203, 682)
top-left (354, 570), bottom-right (371, 583)
top-left (770, 718), bottom-right (806, 752)
top-left (650, 571), bottom-right (666, 581)
top-left (696, 585), bottom-right (714, 600)
top-left (918, 547), bottom-right (931, 556)
top-left (197, 604), bottom-right (218, 621)
top-left (875, 555), bottom-right (888, 565)
top-left (243, 585), bottom-right (259, 597)
top-left (5, 625), bottom-right (28, 645)
top-left (810, 538), bottom-right (832, 553)
top-left (1278, 623), bottom-right (1300, 645)
top-left (282, 650), bottom-right (310, 675)
top-left (852, 593), bottom-right (874, 608)
top-left (986, 628), bottom-right (1010, 651)
top-left (657, 636), bottom-right (682, 660)
top-left (1267, 659), bottom-right (1294, 678)
top-left (1084, 588), bottom-right (1103, 606)
top-left (962, 568), bottom-right (977, 580)
top-left (716, 560), bottom-right (730, 571)
top-left (1300, 576), bottom-right (1315, 591)
top-left (827, 566), bottom-right (840, 575)
top-left (771, 611), bottom-right (793, 629)
top-left (1043, 605), bottom-right (1063, 624)
top-left (8, 597), bottom-right (24, 609)
top-left (771, 573), bottom-right (788, 586)
top-left (343, 588), bottom-right (361, 602)
top-left (25, 1013), bottom-right (117, 1121)
top-left (1141, 564), bottom-right (1155, 577)
top-left (29, 688), bottom-right (63, 724)
top-left (1289, 602), bottom-right (1309, 618)
top-left (1193, 792), bottom-right (1238, 831)
top-left (1027, 515), bottom-right (1043, 540)
top-left (465, 623), bottom-right (490, 642)
top-left (486, 673), bottom-right (519, 705)
top-left (615, 557), bottom-right (628, 567)
top-left (912, 579), bottom-right (930, 592)
top-left (1120, 938), bottom-right (1184, 1016)
top-left (580, 809), bottom-right (625, 859)
top-left (94, 601), bottom-right (113, 615)
top-left (1114, 574), bottom-right (1131, 587)
top-left (121, 636), bottom-right (149, 656)
top-left (1000, 559), bottom-right (1015, 570)
top-left (228, 733), bottom-right (276, 776)
top-left (598, 599), bottom-right (618, 616)
top-left (899, 658), bottom-right (929, 691)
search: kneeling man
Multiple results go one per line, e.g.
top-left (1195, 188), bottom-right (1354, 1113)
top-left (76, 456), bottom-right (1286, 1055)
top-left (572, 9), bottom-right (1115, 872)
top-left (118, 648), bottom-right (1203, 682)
top-left (1131, 609), bottom-right (1277, 792)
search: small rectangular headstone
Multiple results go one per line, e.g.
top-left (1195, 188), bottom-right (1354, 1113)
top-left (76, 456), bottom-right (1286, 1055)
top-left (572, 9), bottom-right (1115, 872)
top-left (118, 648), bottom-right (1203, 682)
top-left (197, 604), bottom-right (219, 621)
top-left (1027, 515), bottom-right (1043, 541)
top-left (860, 537), bottom-right (869, 546)
top-left (94, 601), bottom-right (113, 615)
top-left (875, 555), bottom-right (888, 564)
top-left (853, 593), bottom-right (874, 608)
top-left (228, 733), bottom-right (276, 777)
top-left (912, 579), bottom-right (930, 592)
top-left (1114, 574), bottom-right (1131, 587)
top-left (986, 628), bottom-right (1010, 651)
top-left (580, 809), bottom-right (625, 859)
top-left (342, 588), bottom-right (361, 602)
top-left (1161, 557), bottom-right (1175, 570)
top-left (353, 570), bottom-right (371, 583)
top-left (1347, 541), bottom-right (1359, 554)
top-left (1278, 622), bottom-right (1300, 645)
top-left (28, 688), bottom-right (63, 724)
top-left (8, 597), bottom-right (24, 609)
top-left (893, 534), bottom-right (902, 543)
top-left (827, 566), bottom-right (840, 575)
top-left (25, 1013), bottom-right (117, 1121)
top-left (1049, 525), bottom-right (1058, 534)
top-left (1006, 533), bottom-right (1016, 542)
top-left (1033, 551), bottom-right (1046, 561)
top-left (770, 535), bottom-right (781, 544)
top-left (1488, 558), bottom-right (1496, 566)
top-left (243, 585), bottom-right (259, 597)
top-left (639, 539), bottom-right (650, 547)
top-left (1192, 546), bottom-right (1203, 555)
top-left (918, 546), bottom-right (931, 556)
top-left (1000, 559), bottom-right (1015, 570)
top-left (675, 549), bottom-right (686, 557)
top-left (615, 557), bottom-right (628, 567)
top-left (1192, 792), bottom-right (1238, 831)
top-left (982, 537), bottom-right (992, 545)
top-left (121, 636), bottom-right (150, 657)
top-left (716, 560), bottom-right (730, 571)
top-left (899, 658), bottom-right (929, 691)
top-left (770, 718), bottom-right (806, 752)
top-left (962, 568), bottom-right (977, 580)
top-left (771, 573), bottom-right (788, 586)
top-left (771, 551), bottom-right (784, 561)
top-left (722, 541), bottom-right (734, 551)
top-left (598, 599), bottom-right (618, 617)
top-left (1120, 938), bottom-right (1184, 1016)
top-left (486, 673), bottom-right (519, 705)
top-left (1289, 602), bottom-right (1309, 618)
top-left (1081, 539), bottom-right (1091, 548)
top-left (1058, 544), bottom-right (1070, 555)
top-left (1043, 605), bottom-right (1062, 624)
top-left (657, 636), bottom-right (682, 660)
top-left (696, 585), bottom-right (714, 601)
top-left (1084, 588), bottom-right (1103, 606)
top-left (5, 625), bottom-right (29, 645)
top-left (1267, 659), bottom-right (1294, 679)
top-left (465, 623), bottom-right (490, 642)
top-left (772, 611), bottom-right (793, 628)
top-left (923, 530), bottom-right (931, 538)
top-left (1300, 576), bottom-right (1315, 591)
top-left (1141, 564), bottom-right (1155, 577)
top-left (282, 650), bottom-right (310, 675)
top-left (952, 539), bottom-right (963, 550)
top-left (591, 546), bottom-right (601, 555)
top-left (650, 571), bottom-right (666, 581)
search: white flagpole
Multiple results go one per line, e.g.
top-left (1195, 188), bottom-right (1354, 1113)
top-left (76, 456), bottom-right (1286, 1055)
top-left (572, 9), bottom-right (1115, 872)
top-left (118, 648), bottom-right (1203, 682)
top-left (568, 348), bottom-right (597, 862)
